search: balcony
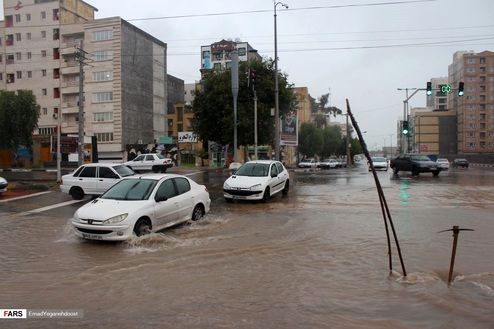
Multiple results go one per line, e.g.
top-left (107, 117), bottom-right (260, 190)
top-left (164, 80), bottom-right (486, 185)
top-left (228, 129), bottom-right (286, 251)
top-left (61, 85), bottom-right (79, 94)
top-left (61, 66), bottom-right (79, 75)
top-left (62, 103), bottom-right (79, 114)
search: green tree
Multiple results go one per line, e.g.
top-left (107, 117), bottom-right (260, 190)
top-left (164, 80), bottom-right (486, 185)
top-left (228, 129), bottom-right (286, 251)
top-left (321, 125), bottom-right (343, 158)
top-left (0, 90), bottom-right (40, 150)
top-left (298, 122), bottom-right (323, 157)
top-left (192, 58), bottom-right (297, 149)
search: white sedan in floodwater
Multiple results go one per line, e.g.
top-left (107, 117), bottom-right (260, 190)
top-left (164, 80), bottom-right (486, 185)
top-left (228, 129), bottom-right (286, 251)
top-left (223, 160), bottom-right (289, 202)
top-left (71, 174), bottom-right (210, 241)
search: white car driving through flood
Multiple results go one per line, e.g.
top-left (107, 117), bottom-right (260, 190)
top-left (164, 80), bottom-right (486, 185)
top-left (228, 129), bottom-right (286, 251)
top-left (71, 174), bottom-right (210, 241)
top-left (223, 160), bottom-right (289, 202)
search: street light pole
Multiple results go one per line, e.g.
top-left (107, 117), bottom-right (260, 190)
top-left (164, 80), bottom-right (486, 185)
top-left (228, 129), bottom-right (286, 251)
top-left (274, 1), bottom-right (288, 161)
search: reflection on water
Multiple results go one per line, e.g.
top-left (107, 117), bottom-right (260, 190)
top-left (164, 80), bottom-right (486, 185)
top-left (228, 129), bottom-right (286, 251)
top-left (0, 166), bottom-right (493, 328)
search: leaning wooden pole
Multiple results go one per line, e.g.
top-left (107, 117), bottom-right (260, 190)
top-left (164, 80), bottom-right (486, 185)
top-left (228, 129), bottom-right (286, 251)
top-left (346, 99), bottom-right (407, 277)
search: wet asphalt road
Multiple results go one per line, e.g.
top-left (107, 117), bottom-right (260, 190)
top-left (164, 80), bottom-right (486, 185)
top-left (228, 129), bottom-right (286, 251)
top-left (0, 164), bottom-right (493, 328)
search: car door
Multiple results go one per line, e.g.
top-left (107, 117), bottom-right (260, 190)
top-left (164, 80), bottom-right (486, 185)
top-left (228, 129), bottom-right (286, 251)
top-left (129, 154), bottom-right (146, 171)
top-left (173, 177), bottom-right (194, 222)
top-left (268, 163), bottom-right (283, 194)
top-left (143, 154), bottom-right (157, 170)
top-left (276, 162), bottom-right (288, 189)
top-left (153, 178), bottom-right (180, 229)
top-left (76, 166), bottom-right (98, 194)
top-left (97, 166), bottom-right (121, 194)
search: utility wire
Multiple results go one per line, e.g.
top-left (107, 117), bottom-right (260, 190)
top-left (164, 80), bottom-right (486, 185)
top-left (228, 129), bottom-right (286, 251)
top-left (126, 0), bottom-right (436, 21)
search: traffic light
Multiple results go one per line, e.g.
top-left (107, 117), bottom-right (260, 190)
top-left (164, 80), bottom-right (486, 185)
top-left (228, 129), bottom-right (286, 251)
top-left (402, 121), bottom-right (409, 135)
top-left (458, 81), bottom-right (464, 96)
top-left (426, 82), bottom-right (432, 96)
top-left (250, 69), bottom-right (257, 87)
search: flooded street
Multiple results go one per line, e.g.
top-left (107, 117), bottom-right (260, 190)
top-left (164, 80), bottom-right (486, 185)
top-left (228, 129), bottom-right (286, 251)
top-left (1, 166), bottom-right (493, 328)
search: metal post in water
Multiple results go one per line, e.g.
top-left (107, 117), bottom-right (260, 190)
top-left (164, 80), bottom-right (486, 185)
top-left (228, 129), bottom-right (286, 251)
top-left (438, 225), bottom-right (474, 286)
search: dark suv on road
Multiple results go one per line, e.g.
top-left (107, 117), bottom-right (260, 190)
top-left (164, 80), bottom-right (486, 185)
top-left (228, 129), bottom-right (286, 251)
top-left (390, 154), bottom-right (441, 176)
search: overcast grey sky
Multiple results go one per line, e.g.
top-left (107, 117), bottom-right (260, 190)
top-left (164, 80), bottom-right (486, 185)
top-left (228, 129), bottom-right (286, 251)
top-left (4, 0), bottom-right (494, 150)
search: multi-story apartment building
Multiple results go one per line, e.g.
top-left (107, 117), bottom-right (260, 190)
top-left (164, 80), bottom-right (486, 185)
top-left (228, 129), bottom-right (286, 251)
top-left (200, 39), bottom-right (261, 73)
top-left (1, 0), bottom-right (168, 162)
top-left (448, 50), bottom-right (494, 154)
top-left (426, 77), bottom-right (449, 111)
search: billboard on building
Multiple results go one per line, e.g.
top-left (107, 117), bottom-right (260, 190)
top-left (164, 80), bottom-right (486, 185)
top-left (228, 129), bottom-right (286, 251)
top-left (178, 132), bottom-right (198, 143)
top-left (280, 111), bottom-right (298, 146)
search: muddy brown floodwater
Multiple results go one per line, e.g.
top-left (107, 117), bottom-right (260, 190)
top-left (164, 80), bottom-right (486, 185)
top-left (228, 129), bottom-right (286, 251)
top-left (0, 166), bottom-right (493, 328)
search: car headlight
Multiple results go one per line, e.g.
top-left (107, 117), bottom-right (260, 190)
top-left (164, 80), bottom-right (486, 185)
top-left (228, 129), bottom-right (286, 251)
top-left (250, 184), bottom-right (262, 191)
top-left (223, 182), bottom-right (231, 189)
top-left (103, 213), bottom-right (128, 225)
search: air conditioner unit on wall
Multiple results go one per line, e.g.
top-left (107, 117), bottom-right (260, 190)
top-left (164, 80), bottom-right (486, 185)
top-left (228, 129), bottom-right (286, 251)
top-left (53, 113), bottom-right (58, 119)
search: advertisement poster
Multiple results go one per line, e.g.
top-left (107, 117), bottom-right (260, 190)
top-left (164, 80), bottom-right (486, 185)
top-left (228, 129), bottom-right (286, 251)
top-left (280, 111), bottom-right (297, 146)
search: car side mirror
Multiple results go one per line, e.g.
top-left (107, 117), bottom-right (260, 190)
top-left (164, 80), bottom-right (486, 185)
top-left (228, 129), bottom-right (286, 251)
top-left (155, 195), bottom-right (168, 202)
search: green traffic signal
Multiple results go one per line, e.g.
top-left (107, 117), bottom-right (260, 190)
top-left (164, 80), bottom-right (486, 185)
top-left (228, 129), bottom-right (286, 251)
top-left (426, 82), bottom-right (432, 96)
top-left (402, 121), bottom-right (409, 135)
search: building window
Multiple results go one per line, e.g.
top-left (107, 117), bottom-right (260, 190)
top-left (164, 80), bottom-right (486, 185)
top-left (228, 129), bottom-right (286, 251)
top-left (92, 51), bottom-right (113, 61)
top-left (213, 63), bottom-right (222, 71)
top-left (16, 52), bottom-right (21, 60)
top-left (53, 48), bottom-right (60, 60)
top-left (94, 112), bottom-right (113, 122)
top-left (54, 88), bottom-right (60, 98)
top-left (16, 71), bottom-right (22, 79)
top-left (26, 32), bottom-right (31, 40)
top-left (168, 119), bottom-right (173, 127)
top-left (0, 73), bottom-right (2, 81)
top-left (42, 69), bottom-right (47, 76)
top-left (27, 71), bottom-right (32, 78)
top-left (480, 57), bottom-right (486, 64)
top-left (42, 108), bottom-right (48, 115)
top-left (41, 11), bottom-right (46, 19)
top-left (53, 68), bottom-right (60, 79)
top-left (53, 9), bottom-right (59, 21)
top-left (15, 33), bottom-right (21, 41)
top-left (27, 52), bottom-right (31, 59)
top-left (92, 71), bottom-right (113, 81)
top-left (42, 88), bottom-right (47, 95)
top-left (6, 54), bottom-right (14, 64)
top-left (92, 92), bottom-right (113, 103)
top-left (26, 13), bottom-right (31, 21)
top-left (15, 14), bottom-right (21, 23)
top-left (41, 50), bottom-right (47, 57)
top-left (92, 30), bottom-right (113, 41)
top-left (7, 74), bottom-right (15, 83)
top-left (53, 28), bottom-right (59, 40)
top-left (95, 133), bottom-right (114, 142)
top-left (41, 30), bottom-right (47, 39)
top-left (466, 58), bottom-right (476, 64)
top-left (6, 34), bottom-right (14, 46)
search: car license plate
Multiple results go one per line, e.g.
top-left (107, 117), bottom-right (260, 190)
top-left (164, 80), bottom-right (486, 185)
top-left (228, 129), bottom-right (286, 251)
top-left (82, 233), bottom-right (103, 240)
top-left (232, 195), bottom-right (246, 200)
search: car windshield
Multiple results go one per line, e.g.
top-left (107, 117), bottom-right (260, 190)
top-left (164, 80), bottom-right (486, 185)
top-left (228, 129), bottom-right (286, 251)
top-left (410, 155), bottom-right (432, 161)
top-left (235, 163), bottom-right (270, 177)
top-left (113, 165), bottom-right (135, 177)
top-left (101, 179), bottom-right (157, 200)
top-left (372, 157), bottom-right (386, 162)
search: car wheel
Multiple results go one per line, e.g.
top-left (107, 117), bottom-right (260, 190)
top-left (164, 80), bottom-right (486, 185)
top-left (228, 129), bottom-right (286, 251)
top-left (432, 170), bottom-right (440, 177)
top-left (133, 218), bottom-right (151, 237)
top-left (224, 197), bottom-right (233, 203)
top-left (160, 166), bottom-right (167, 173)
top-left (152, 166), bottom-right (160, 173)
top-left (262, 187), bottom-right (270, 203)
top-left (70, 187), bottom-right (84, 200)
top-left (191, 204), bottom-right (205, 221)
top-left (282, 180), bottom-right (289, 195)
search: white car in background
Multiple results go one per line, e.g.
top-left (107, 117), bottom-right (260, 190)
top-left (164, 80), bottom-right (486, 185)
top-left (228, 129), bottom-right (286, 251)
top-left (71, 174), bottom-right (210, 241)
top-left (61, 163), bottom-right (136, 200)
top-left (123, 153), bottom-right (173, 173)
top-left (297, 158), bottom-right (318, 168)
top-left (436, 158), bottom-right (450, 170)
top-left (0, 176), bottom-right (8, 194)
top-left (368, 156), bottom-right (389, 171)
top-left (223, 160), bottom-right (289, 202)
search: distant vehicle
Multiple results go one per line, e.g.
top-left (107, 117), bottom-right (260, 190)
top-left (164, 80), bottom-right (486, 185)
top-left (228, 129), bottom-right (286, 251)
top-left (123, 153), bottom-right (173, 173)
top-left (0, 176), bottom-right (8, 194)
top-left (452, 158), bottom-right (469, 168)
top-left (368, 156), bottom-right (388, 171)
top-left (390, 154), bottom-right (441, 176)
top-left (71, 174), bottom-right (210, 241)
top-left (319, 159), bottom-right (339, 169)
top-left (223, 160), bottom-right (289, 202)
top-left (436, 158), bottom-right (450, 170)
top-left (297, 158), bottom-right (318, 168)
top-left (61, 163), bottom-right (136, 200)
